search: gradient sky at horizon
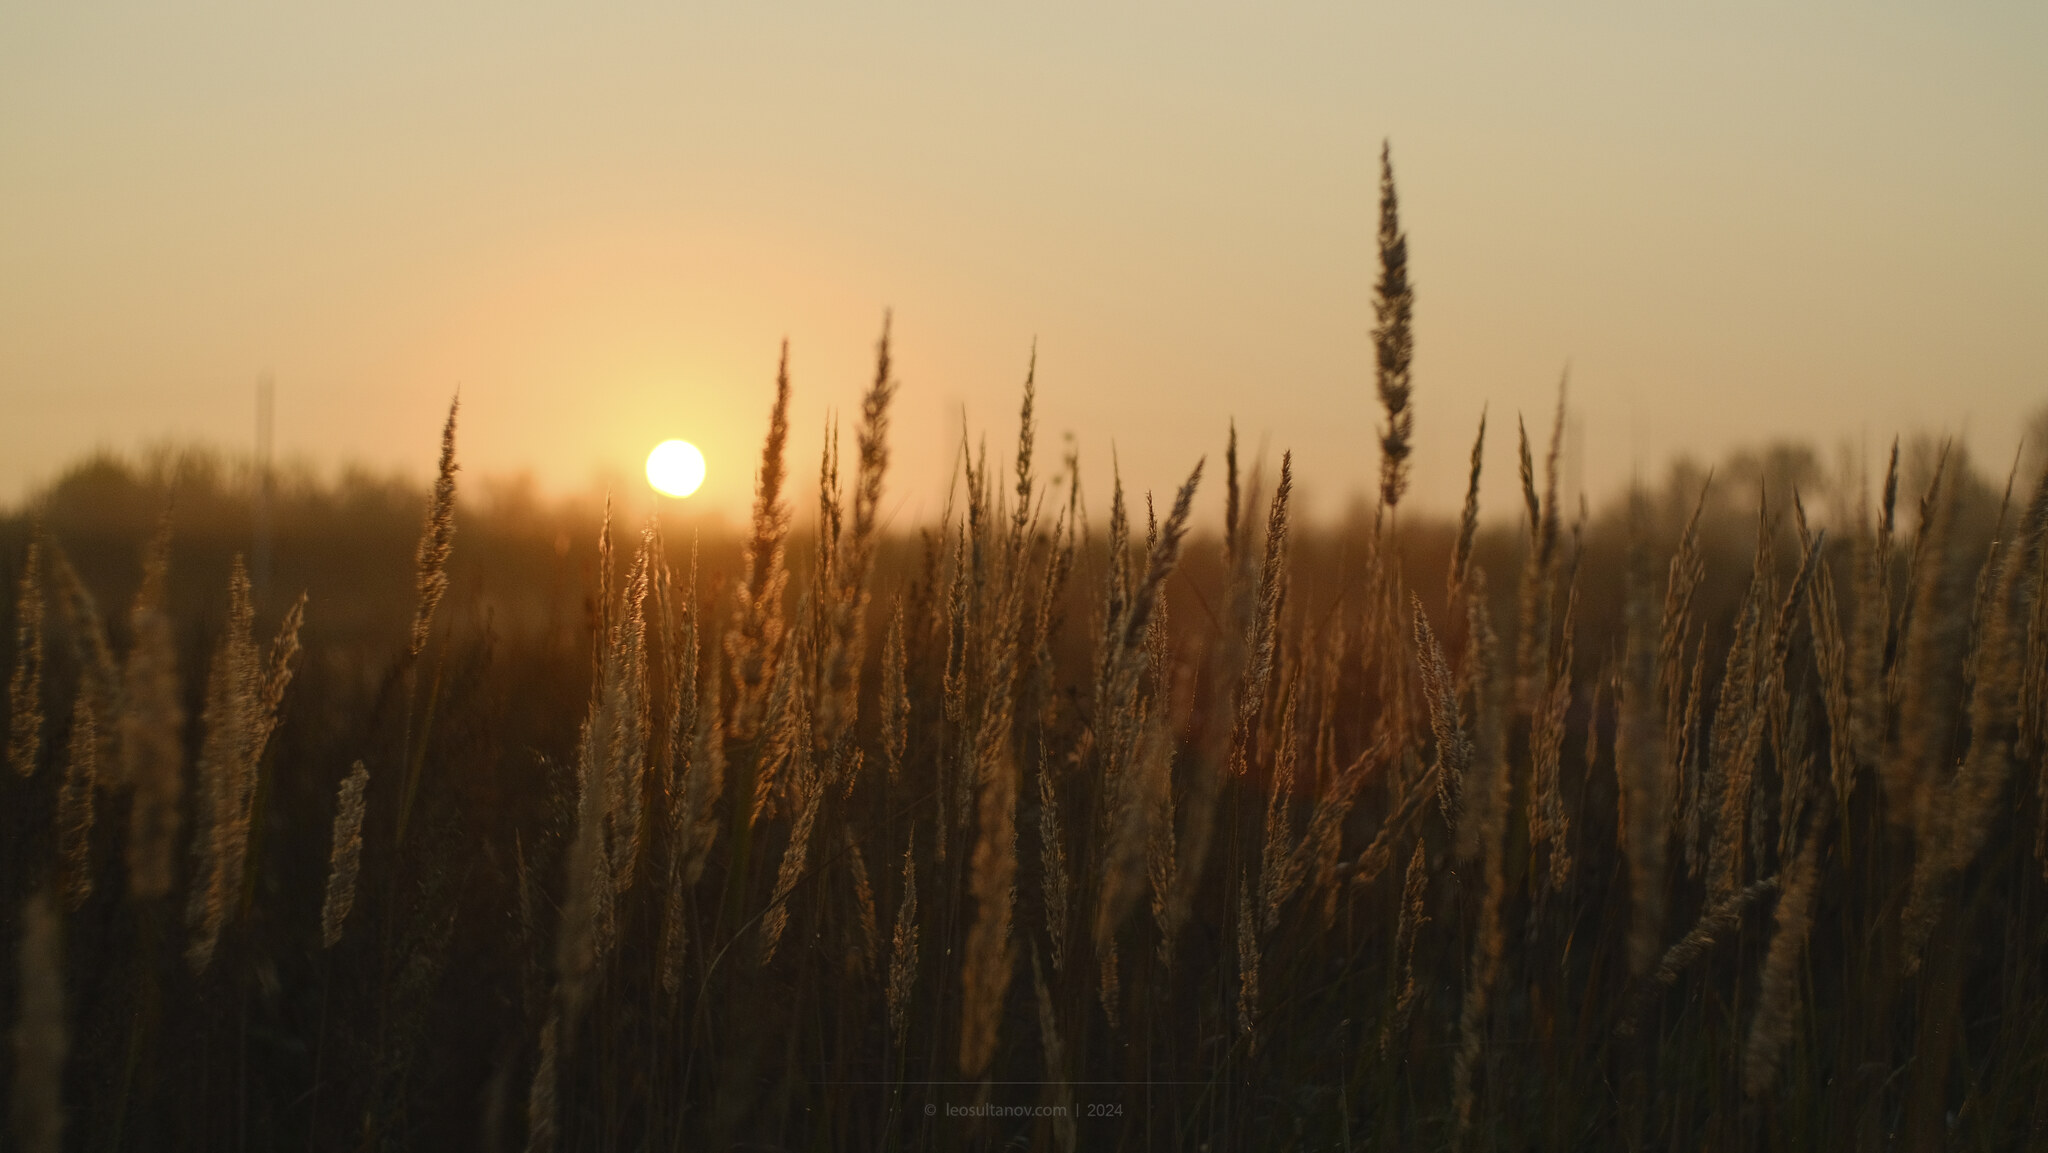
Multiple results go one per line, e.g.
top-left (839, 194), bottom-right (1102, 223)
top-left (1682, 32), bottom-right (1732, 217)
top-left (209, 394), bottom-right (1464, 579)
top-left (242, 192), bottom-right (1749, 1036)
top-left (3, 3), bottom-right (2044, 527)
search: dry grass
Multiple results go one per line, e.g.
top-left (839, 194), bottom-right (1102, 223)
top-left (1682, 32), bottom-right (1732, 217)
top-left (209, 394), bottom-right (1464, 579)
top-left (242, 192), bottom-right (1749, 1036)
top-left (8, 196), bottom-right (2048, 1153)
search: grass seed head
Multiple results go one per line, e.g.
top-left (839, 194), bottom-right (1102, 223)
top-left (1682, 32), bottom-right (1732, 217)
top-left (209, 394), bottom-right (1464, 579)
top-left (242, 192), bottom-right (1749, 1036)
top-left (409, 395), bottom-right (459, 659)
top-left (9, 529), bottom-right (44, 779)
top-left (320, 762), bottom-right (371, 949)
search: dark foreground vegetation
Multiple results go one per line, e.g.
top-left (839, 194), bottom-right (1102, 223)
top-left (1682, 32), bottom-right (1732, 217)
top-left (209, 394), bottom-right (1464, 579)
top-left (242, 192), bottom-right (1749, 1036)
top-left (6, 161), bottom-right (2048, 1152)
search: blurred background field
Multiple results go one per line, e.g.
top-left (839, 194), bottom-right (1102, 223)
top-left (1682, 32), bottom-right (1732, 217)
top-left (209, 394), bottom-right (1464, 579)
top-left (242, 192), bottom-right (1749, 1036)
top-left (5, 382), bottom-right (2048, 1149)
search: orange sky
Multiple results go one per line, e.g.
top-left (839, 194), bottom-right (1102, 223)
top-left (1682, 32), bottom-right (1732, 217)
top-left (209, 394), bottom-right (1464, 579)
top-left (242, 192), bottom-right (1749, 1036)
top-left (3, 4), bottom-right (2044, 527)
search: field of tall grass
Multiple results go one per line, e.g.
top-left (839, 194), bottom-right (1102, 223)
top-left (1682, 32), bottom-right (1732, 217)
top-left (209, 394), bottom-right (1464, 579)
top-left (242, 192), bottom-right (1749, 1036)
top-left (6, 158), bottom-right (2048, 1151)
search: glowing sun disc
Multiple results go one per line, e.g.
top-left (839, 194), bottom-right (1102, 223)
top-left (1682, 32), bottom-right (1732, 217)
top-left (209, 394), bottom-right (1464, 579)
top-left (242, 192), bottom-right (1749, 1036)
top-left (646, 439), bottom-right (706, 498)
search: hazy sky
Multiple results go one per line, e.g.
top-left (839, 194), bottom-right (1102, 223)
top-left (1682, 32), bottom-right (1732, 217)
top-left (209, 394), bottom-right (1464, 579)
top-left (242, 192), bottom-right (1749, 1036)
top-left (4, 3), bottom-right (2044, 526)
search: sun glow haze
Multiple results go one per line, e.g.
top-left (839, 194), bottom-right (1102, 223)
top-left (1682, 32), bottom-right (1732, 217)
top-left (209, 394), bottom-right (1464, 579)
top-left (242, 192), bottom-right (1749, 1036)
top-left (1, 8), bottom-right (2043, 520)
top-left (646, 439), bottom-right (707, 498)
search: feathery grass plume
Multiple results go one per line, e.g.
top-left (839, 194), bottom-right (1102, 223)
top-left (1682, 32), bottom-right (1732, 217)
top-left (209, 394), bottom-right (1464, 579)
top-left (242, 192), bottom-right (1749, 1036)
top-left (121, 515), bottom-right (183, 899)
top-left (1030, 947), bottom-right (1079, 1153)
top-left (1145, 483), bottom-right (1176, 650)
top-left (1886, 454), bottom-right (1966, 836)
top-left (656, 862), bottom-right (687, 1003)
top-left (1447, 410), bottom-right (1486, 610)
top-left (410, 395), bottom-right (459, 659)
top-left (1703, 497), bottom-right (1774, 898)
top-left (954, 407), bottom-right (1036, 1065)
top-left (1515, 385), bottom-right (1567, 714)
top-left (1450, 562), bottom-right (1508, 1150)
top-left (596, 492), bottom-right (616, 634)
top-left (1440, 565), bottom-right (1500, 857)
top-left (1310, 608), bottom-right (1341, 756)
top-left (604, 533), bottom-right (653, 891)
top-left (1898, 457), bottom-right (2048, 970)
top-left (1517, 420), bottom-right (1539, 545)
top-left (1307, 736), bottom-right (1371, 911)
top-left (1353, 762), bottom-right (1438, 884)
top-left (47, 545), bottom-right (119, 778)
top-left (1889, 443), bottom-right (1953, 703)
top-left (187, 563), bottom-right (304, 970)
top-left (652, 528), bottom-right (685, 792)
top-left (759, 709), bottom-right (818, 964)
top-left (1531, 574), bottom-right (1577, 896)
top-left (726, 343), bottom-right (794, 745)
top-left (1094, 462), bottom-right (1203, 953)
top-left (1615, 512), bottom-right (1669, 976)
top-left (814, 322), bottom-right (896, 763)
top-left (1795, 497), bottom-right (1858, 810)
top-left (959, 594), bottom-right (1025, 1074)
top-left (815, 415), bottom-right (842, 610)
top-left (1962, 448), bottom-right (2025, 697)
top-left (1678, 638), bottom-right (1709, 875)
top-left (259, 591), bottom-right (305, 728)
top-left (1714, 528), bottom-right (1822, 899)
top-left (1369, 474), bottom-right (1415, 754)
top-left (1096, 459), bottom-right (1132, 645)
top-left (1072, 468), bottom-right (1127, 794)
top-left (9, 527), bottom-right (45, 779)
top-left (1662, 876), bottom-right (1781, 985)
top-left (318, 761), bottom-right (372, 948)
top-left (48, 544), bottom-right (113, 674)
top-left (1258, 689), bottom-right (1308, 932)
top-left (1096, 938), bottom-right (1124, 1040)
top-left (1096, 463), bottom-right (1203, 732)
top-left (1006, 344), bottom-right (1040, 562)
top-left (1743, 818), bottom-right (1823, 1098)
top-left (393, 401), bottom-right (457, 850)
top-left (523, 1009), bottom-right (559, 1153)
top-left (750, 611), bottom-right (808, 824)
top-left (244, 594), bottom-right (304, 827)
top-left (1661, 476), bottom-right (1711, 833)
top-left (887, 841), bottom-right (919, 1043)
top-left (1024, 483), bottom-right (1080, 782)
top-left (1851, 440), bottom-right (1901, 774)
top-left (1411, 594), bottom-right (1469, 834)
top-left (1761, 643), bottom-right (1807, 874)
top-left (1082, 477), bottom-right (1141, 819)
top-left (935, 527), bottom-right (970, 859)
top-left (1235, 871), bottom-right (1260, 1052)
top-left (844, 830), bottom-right (880, 974)
top-left (1618, 875), bottom-right (1782, 1037)
top-left (1147, 779), bottom-right (1178, 971)
top-left (947, 391), bottom-right (1044, 1041)
top-left (556, 679), bottom-right (620, 1031)
top-left (10, 891), bottom-right (66, 1153)
top-left (1307, 636), bottom-right (1374, 927)
top-left (880, 603), bottom-right (908, 783)
top-left (653, 537), bottom-right (703, 995)
top-left (1373, 140), bottom-right (1415, 512)
top-left (1038, 750), bottom-right (1071, 971)
top-left (675, 634), bottom-right (726, 889)
top-left (1382, 838), bottom-right (1429, 1054)
top-left (57, 689), bottom-right (96, 908)
top-left (188, 561), bottom-right (299, 974)
top-left (187, 558), bottom-right (260, 971)
top-left (1234, 454), bottom-right (1292, 778)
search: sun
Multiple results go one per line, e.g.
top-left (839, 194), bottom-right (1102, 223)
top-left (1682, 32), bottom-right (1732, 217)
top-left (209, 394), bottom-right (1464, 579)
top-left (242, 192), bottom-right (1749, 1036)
top-left (646, 439), bottom-right (706, 498)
